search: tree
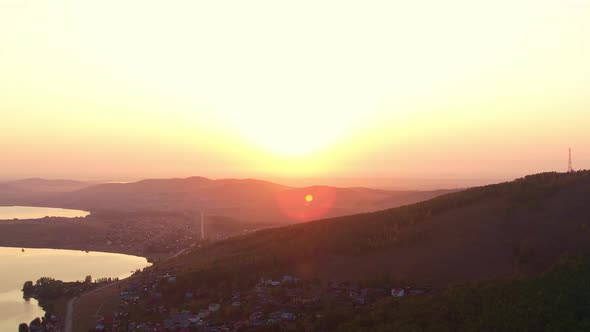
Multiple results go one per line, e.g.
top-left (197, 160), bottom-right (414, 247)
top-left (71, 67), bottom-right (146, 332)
top-left (22, 281), bottom-right (34, 297)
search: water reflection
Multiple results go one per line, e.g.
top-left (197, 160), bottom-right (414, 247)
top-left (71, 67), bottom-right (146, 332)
top-left (0, 206), bottom-right (90, 220)
top-left (0, 247), bottom-right (149, 330)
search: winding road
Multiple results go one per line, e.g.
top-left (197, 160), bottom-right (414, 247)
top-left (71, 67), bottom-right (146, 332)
top-left (64, 297), bottom-right (77, 332)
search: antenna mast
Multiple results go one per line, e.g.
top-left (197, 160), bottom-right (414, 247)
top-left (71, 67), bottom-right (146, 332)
top-left (568, 148), bottom-right (574, 173)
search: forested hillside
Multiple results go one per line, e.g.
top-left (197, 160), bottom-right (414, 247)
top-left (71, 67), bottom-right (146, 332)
top-left (167, 171), bottom-right (590, 286)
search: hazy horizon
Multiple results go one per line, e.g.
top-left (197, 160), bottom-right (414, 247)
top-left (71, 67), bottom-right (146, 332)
top-left (0, 174), bottom-right (520, 191)
top-left (2, 0), bottom-right (589, 181)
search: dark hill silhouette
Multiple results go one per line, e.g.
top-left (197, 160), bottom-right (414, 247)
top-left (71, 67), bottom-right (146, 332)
top-left (48, 177), bottom-right (289, 212)
top-left (164, 171), bottom-right (590, 287)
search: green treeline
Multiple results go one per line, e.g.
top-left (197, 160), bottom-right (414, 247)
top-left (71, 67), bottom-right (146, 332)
top-left (329, 256), bottom-right (590, 332)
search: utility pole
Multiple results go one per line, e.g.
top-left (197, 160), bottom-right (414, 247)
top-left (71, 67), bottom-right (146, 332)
top-left (200, 210), bottom-right (205, 240)
top-left (568, 148), bottom-right (574, 173)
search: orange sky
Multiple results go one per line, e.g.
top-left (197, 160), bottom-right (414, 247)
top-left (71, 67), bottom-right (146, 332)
top-left (1, 1), bottom-right (589, 182)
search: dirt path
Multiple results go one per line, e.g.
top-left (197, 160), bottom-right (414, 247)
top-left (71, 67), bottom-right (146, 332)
top-left (64, 297), bottom-right (77, 332)
top-left (162, 242), bottom-right (198, 261)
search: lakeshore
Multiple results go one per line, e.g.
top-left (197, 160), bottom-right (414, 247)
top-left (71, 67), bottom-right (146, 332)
top-left (0, 247), bottom-right (149, 331)
top-left (0, 206), bottom-right (90, 220)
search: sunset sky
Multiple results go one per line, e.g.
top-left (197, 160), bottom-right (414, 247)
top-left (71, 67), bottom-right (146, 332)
top-left (1, 0), bottom-right (589, 182)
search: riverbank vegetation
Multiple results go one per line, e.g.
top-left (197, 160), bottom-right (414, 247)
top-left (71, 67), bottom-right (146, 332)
top-left (20, 276), bottom-right (120, 331)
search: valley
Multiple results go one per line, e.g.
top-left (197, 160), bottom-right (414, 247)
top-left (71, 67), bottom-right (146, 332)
top-left (0, 178), bottom-right (452, 260)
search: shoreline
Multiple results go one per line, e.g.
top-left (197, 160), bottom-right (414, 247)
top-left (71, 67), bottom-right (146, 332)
top-left (6, 246), bottom-right (155, 331)
top-left (0, 243), bottom-right (176, 267)
top-left (0, 210), bottom-right (202, 264)
top-left (0, 244), bottom-right (148, 260)
top-left (0, 205), bottom-right (91, 220)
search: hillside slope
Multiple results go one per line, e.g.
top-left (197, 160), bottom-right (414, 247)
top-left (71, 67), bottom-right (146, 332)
top-left (166, 171), bottom-right (590, 287)
top-left (39, 177), bottom-right (452, 224)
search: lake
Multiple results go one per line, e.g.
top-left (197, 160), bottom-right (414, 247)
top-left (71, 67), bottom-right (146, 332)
top-left (0, 247), bottom-right (149, 330)
top-left (0, 206), bottom-right (90, 220)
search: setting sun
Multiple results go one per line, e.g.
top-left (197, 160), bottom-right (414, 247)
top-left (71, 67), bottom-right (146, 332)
top-left (305, 194), bottom-right (314, 203)
top-left (1, 0), bottom-right (589, 180)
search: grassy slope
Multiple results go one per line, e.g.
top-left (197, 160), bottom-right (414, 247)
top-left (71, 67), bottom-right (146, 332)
top-left (72, 282), bottom-right (124, 332)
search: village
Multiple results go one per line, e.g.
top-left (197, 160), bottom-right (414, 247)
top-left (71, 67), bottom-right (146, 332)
top-left (19, 268), bottom-right (432, 331)
top-left (86, 269), bottom-right (431, 332)
top-left (4, 211), bottom-right (269, 263)
top-left (15, 205), bottom-right (437, 332)
top-left (81, 212), bottom-right (204, 258)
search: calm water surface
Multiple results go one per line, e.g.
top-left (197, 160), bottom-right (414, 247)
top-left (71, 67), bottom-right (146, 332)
top-left (0, 247), bottom-right (149, 330)
top-left (0, 206), bottom-right (90, 220)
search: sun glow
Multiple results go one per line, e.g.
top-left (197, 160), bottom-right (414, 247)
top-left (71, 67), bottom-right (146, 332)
top-left (275, 187), bottom-right (336, 221)
top-left (1, 1), bottom-right (589, 179)
top-left (222, 107), bottom-right (364, 157)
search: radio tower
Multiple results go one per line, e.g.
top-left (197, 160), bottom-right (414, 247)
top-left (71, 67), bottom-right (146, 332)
top-left (568, 148), bottom-right (574, 173)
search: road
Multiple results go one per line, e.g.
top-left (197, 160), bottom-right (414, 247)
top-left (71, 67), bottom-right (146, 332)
top-left (169, 242), bottom-right (197, 259)
top-left (62, 245), bottom-right (190, 331)
top-left (64, 297), bottom-right (77, 332)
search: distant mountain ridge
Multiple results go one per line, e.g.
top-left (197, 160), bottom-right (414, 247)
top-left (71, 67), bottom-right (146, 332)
top-left (1, 178), bottom-right (92, 191)
top-left (0, 176), bottom-right (454, 224)
top-left (0, 178), bottom-right (94, 205)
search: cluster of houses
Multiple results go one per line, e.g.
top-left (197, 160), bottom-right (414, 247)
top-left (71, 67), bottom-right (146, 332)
top-left (89, 269), bottom-right (430, 332)
top-left (92, 273), bottom-right (300, 331)
top-left (98, 216), bottom-right (198, 255)
top-left (87, 214), bottom-right (264, 257)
